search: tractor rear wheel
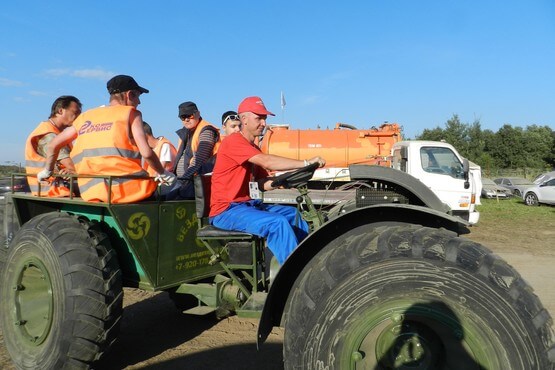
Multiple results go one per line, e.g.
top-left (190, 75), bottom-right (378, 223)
top-left (283, 224), bottom-right (555, 369)
top-left (0, 212), bottom-right (123, 369)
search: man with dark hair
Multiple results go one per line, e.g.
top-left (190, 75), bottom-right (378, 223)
top-left (25, 95), bottom-right (82, 196)
top-left (38, 75), bottom-right (176, 203)
top-left (221, 110), bottom-right (242, 137)
top-left (167, 101), bottom-right (220, 199)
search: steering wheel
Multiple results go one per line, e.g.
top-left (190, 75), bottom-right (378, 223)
top-left (270, 162), bottom-right (319, 189)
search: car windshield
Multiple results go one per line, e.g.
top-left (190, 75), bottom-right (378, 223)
top-left (534, 172), bottom-right (555, 184)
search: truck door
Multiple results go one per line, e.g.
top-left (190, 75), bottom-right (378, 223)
top-left (416, 146), bottom-right (472, 218)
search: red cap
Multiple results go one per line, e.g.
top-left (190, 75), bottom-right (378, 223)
top-left (237, 96), bottom-right (275, 116)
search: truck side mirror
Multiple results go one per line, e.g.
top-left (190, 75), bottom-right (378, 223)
top-left (463, 158), bottom-right (470, 189)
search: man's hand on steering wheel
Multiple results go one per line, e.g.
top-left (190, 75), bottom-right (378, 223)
top-left (305, 156), bottom-right (326, 168)
top-left (270, 157), bottom-right (326, 189)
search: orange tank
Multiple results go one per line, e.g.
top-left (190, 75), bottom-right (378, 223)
top-left (260, 123), bottom-right (402, 167)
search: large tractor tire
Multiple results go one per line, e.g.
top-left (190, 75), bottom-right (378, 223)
top-left (283, 224), bottom-right (555, 369)
top-left (0, 212), bottom-right (123, 369)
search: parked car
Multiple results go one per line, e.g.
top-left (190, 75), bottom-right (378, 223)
top-left (481, 178), bottom-right (511, 199)
top-left (0, 176), bottom-right (30, 197)
top-left (533, 170), bottom-right (555, 184)
top-left (493, 177), bottom-right (534, 197)
top-left (522, 172), bottom-right (555, 206)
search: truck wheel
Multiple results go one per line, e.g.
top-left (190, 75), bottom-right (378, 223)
top-left (283, 224), bottom-right (555, 369)
top-left (0, 212), bottom-right (123, 369)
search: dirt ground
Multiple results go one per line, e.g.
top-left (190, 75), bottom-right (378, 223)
top-left (1, 213), bottom-right (554, 369)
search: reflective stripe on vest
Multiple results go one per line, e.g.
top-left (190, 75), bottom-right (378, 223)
top-left (72, 147), bottom-right (142, 165)
top-left (70, 105), bottom-right (156, 203)
top-left (24, 121), bottom-right (72, 197)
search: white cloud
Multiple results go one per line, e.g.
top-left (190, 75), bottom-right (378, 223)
top-left (72, 69), bottom-right (114, 80)
top-left (28, 90), bottom-right (48, 96)
top-left (43, 67), bottom-right (114, 81)
top-left (13, 96), bottom-right (30, 103)
top-left (43, 68), bottom-right (70, 77)
top-left (0, 77), bottom-right (23, 87)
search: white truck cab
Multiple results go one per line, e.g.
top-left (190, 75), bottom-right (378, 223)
top-left (391, 140), bottom-right (480, 224)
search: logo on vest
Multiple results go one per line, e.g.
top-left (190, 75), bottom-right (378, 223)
top-left (79, 121), bottom-right (114, 135)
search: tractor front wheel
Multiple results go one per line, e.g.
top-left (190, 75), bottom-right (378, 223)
top-left (283, 225), bottom-right (555, 369)
top-left (0, 212), bottom-right (123, 369)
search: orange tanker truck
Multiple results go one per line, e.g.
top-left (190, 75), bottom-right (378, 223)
top-left (260, 122), bottom-right (402, 169)
top-left (259, 122), bottom-right (480, 224)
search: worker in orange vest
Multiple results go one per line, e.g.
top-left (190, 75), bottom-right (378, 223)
top-left (25, 95), bottom-right (82, 197)
top-left (38, 75), bottom-right (176, 203)
top-left (166, 101), bottom-right (220, 199)
top-left (142, 121), bottom-right (177, 176)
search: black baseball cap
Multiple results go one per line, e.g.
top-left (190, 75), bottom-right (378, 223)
top-left (107, 75), bottom-right (149, 94)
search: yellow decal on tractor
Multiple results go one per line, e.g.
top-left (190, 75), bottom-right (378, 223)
top-left (127, 212), bottom-right (151, 240)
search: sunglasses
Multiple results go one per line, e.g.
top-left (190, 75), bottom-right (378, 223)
top-left (223, 114), bottom-right (240, 125)
top-left (180, 113), bottom-right (196, 121)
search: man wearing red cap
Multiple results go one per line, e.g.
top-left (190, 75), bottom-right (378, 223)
top-left (209, 96), bottom-right (325, 264)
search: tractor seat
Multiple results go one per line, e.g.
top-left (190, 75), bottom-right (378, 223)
top-left (194, 175), bottom-right (257, 240)
top-left (196, 225), bottom-right (254, 239)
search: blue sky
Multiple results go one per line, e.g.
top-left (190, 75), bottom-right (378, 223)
top-left (1, 1), bottom-right (554, 165)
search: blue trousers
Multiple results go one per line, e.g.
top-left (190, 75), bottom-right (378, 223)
top-left (210, 200), bottom-right (309, 264)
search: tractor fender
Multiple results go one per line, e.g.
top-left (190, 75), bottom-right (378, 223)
top-left (348, 164), bottom-right (450, 213)
top-left (257, 203), bottom-right (469, 347)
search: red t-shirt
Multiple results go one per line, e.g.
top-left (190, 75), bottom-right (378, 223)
top-left (209, 133), bottom-right (269, 217)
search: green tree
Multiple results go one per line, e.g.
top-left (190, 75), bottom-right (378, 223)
top-left (441, 115), bottom-right (468, 155)
top-left (416, 126), bottom-right (445, 142)
top-left (487, 125), bottom-right (527, 169)
top-left (522, 125), bottom-right (553, 169)
top-left (547, 130), bottom-right (555, 168)
top-left (465, 120), bottom-right (485, 163)
top-left (416, 115), bottom-right (554, 171)
top-left (417, 114), bottom-right (483, 161)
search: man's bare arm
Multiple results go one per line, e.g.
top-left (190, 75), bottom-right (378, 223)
top-left (249, 153), bottom-right (325, 171)
top-left (45, 127), bottom-right (77, 172)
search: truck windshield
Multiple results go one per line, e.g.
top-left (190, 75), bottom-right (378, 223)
top-left (420, 147), bottom-right (464, 179)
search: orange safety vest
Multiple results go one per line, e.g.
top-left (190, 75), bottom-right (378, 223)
top-left (25, 121), bottom-right (73, 197)
top-left (71, 105), bottom-right (156, 203)
top-left (143, 136), bottom-right (177, 176)
top-left (176, 120), bottom-right (220, 166)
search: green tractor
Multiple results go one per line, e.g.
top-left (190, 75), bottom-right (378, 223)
top-left (1, 164), bottom-right (554, 369)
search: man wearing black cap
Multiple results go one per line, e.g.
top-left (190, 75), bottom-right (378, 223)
top-left (38, 75), bottom-right (176, 203)
top-left (167, 101), bottom-right (220, 199)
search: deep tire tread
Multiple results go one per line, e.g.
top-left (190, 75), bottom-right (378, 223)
top-left (283, 225), bottom-right (555, 369)
top-left (1, 212), bottom-right (123, 369)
